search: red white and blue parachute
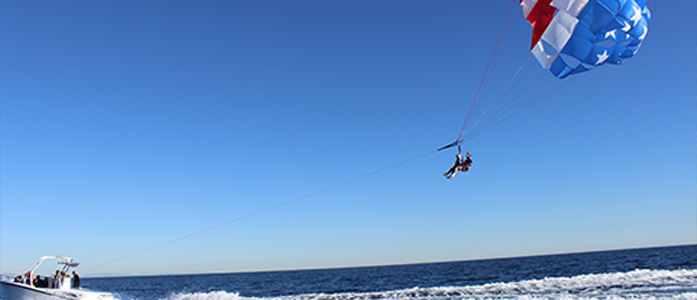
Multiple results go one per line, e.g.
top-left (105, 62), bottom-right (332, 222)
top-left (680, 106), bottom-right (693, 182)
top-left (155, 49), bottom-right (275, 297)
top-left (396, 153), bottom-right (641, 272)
top-left (442, 0), bottom-right (651, 152)
top-left (521, 0), bottom-right (650, 78)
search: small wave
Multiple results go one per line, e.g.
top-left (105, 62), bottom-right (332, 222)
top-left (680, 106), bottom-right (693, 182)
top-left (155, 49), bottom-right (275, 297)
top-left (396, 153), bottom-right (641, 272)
top-left (168, 291), bottom-right (243, 300)
top-left (164, 269), bottom-right (697, 300)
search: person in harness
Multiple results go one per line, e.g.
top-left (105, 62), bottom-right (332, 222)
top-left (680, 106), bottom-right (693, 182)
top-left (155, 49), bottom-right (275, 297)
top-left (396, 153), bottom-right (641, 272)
top-left (443, 152), bottom-right (472, 179)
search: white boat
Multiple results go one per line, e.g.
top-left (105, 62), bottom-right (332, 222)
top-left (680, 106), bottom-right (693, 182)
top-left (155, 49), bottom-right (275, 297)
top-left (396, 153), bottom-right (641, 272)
top-left (0, 256), bottom-right (121, 300)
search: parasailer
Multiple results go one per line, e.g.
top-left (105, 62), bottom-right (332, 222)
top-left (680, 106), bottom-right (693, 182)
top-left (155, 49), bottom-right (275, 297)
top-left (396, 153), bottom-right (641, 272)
top-left (440, 0), bottom-right (650, 177)
top-left (444, 152), bottom-right (472, 179)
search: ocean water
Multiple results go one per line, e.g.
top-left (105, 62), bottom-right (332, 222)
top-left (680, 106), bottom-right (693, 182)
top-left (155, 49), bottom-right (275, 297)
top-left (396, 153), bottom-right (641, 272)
top-left (4, 245), bottom-right (697, 300)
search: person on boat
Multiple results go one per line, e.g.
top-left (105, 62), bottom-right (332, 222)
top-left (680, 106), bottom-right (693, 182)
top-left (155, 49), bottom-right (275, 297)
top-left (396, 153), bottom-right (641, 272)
top-left (72, 271), bottom-right (80, 288)
top-left (55, 270), bottom-right (64, 288)
top-left (33, 276), bottom-right (40, 287)
top-left (443, 152), bottom-right (472, 179)
top-left (25, 271), bottom-right (32, 285)
top-left (34, 276), bottom-right (48, 288)
top-left (48, 276), bottom-right (56, 289)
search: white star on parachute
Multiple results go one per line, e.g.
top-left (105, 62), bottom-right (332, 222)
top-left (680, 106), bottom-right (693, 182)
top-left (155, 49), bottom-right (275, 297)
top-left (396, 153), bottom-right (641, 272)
top-left (605, 30), bottom-right (617, 40)
top-left (630, 5), bottom-right (642, 26)
top-left (596, 50), bottom-right (610, 65)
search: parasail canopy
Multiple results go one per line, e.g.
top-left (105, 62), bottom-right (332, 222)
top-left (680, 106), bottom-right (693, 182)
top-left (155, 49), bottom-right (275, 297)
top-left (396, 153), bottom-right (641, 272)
top-left (521, 0), bottom-right (650, 78)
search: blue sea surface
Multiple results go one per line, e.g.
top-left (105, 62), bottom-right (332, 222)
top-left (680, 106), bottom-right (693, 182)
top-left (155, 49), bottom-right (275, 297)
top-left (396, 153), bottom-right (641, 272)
top-left (4, 245), bottom-right (696, 300)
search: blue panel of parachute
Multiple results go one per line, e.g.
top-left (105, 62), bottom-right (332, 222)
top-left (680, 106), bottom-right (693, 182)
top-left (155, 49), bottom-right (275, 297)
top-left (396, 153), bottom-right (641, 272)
top-left (549, 0), bottom-right (651, 78)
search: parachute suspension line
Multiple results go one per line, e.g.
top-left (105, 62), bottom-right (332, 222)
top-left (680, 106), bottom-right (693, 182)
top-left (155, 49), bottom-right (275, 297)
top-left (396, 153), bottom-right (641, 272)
top-left (477, 11), bottom-right (530, 105)
top-left (464, 66), bottom-right (573, 143)
top-left (461, 54), bottom-right (533, 140)
top-left (464, 63), bottom-right (551, 141)
top-left (85, 149), bottom-right (438, 272)
top-left (495, 72), bottom-right (579, 122)
top-left (456, 0), bottom-right (518, 143)
top-left (464, 54), bottom-right (547, 138)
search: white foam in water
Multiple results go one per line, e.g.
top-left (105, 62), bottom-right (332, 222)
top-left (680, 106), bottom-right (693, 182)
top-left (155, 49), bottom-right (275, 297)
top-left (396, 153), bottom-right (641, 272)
top-left (168, 291), bottom-right (243, 300)
top-left (165, 269), bottom-right (697, 300)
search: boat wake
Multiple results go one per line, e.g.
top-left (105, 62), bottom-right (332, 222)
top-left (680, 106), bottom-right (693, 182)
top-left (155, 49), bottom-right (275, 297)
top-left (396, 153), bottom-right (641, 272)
top-left (165, 269), bottom-right (697, 300)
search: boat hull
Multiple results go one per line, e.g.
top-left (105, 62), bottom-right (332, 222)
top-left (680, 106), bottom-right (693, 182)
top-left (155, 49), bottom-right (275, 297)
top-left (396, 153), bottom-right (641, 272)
top-left (1, 281), bottom-right (119, 300)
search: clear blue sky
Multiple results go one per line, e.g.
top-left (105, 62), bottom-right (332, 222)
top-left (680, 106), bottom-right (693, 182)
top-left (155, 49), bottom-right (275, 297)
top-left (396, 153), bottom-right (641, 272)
top-left (1, 0), bottom-right (694, 276)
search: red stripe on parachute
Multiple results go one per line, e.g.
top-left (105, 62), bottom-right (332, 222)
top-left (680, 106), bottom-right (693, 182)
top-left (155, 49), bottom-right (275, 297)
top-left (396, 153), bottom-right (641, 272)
top-left (524, 0), bottom-right (557, 49)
